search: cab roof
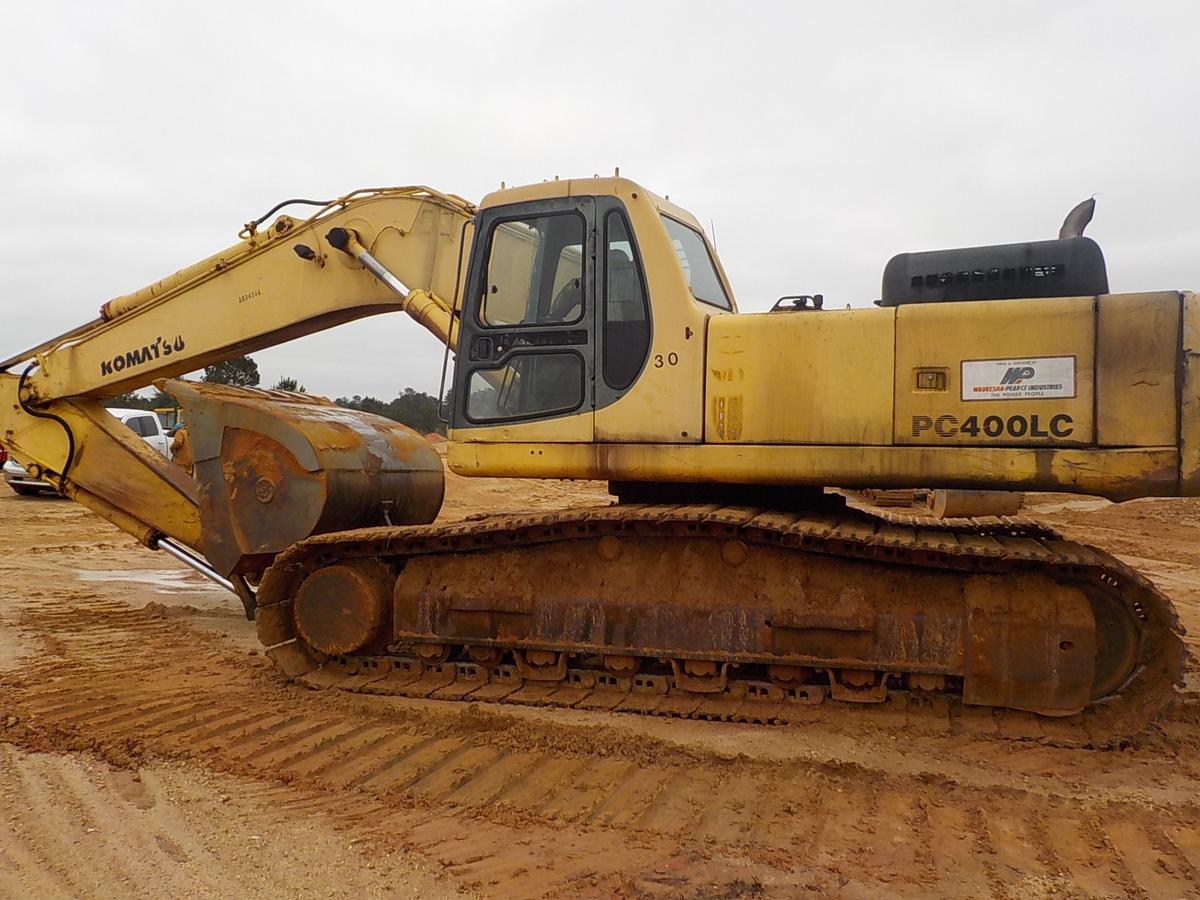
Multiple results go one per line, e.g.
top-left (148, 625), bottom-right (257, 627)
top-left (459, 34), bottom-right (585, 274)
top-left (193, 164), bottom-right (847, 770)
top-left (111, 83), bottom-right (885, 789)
top-left (479, 176), bottom-right (706, 233)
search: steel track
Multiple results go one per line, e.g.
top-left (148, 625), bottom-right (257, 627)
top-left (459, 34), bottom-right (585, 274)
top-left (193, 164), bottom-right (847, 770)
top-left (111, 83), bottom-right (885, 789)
top-left (254, 502), bottom-right (1187, 748)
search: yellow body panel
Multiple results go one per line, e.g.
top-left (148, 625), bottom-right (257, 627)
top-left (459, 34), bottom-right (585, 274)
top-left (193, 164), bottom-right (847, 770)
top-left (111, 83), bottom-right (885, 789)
top-left (895, 296), bottom-right (1095, 446)
top-left (705, 309), bottom-right (895, 444)
top-left (447, 441), bottom-right (1177, 501)
top-left (452, 224), bottom-right (1197, 501)
top-left (1180, 293), bottom-right (1200, 493)
top-left (1096, 292), bottom-right (1180, 447)
top-left (452, 410), bottom-right (593, 445)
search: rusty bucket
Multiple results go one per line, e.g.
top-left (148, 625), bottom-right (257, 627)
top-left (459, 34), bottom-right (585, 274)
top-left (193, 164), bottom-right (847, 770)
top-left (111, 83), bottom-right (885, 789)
top-left (163, 379), bottom-right (444, 578)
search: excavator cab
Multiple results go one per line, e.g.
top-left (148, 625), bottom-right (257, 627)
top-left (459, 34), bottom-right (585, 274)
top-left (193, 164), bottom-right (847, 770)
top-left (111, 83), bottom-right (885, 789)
top-left (448, 179), bottom-right (731, 451)
top-left (449, 193), bottom-right (662, 439)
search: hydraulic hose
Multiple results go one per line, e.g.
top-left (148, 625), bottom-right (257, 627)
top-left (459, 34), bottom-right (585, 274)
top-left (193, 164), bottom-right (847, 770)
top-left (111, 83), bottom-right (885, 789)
top-left (17, 363), bottom-right (75, 490)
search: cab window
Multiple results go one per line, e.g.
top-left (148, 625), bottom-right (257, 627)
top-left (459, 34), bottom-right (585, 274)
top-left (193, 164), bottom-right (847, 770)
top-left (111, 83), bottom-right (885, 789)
top-left (603, 211), bottom-right (651, 390)
top-left (661, 215), bottom-right (731, 310)
top-left (479, 213), bottom-right (586, 327)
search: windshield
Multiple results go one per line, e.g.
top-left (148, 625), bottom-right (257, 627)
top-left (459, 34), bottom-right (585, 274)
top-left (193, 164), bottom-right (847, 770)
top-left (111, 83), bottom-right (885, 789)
top-left (661, 215), bottom-right (731, 310)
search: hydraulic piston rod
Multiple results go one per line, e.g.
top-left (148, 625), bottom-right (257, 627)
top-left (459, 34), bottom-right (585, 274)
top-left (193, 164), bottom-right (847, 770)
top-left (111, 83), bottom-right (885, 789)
top-left (325, 226), bottom-right (459, 350)
top-left (153, 536), bottom-right (260, 620)
top-left (154, 536), bottom-right (237, 593)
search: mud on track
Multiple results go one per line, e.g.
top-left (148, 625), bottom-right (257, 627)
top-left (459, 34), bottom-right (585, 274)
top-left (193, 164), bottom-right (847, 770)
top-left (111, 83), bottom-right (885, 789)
top-left (2, 482), bottom-right (1200, 898)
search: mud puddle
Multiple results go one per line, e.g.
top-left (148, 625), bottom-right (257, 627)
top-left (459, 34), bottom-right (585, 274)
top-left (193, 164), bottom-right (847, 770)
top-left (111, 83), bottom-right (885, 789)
top-left (75, 568), bottom-right (214, 594)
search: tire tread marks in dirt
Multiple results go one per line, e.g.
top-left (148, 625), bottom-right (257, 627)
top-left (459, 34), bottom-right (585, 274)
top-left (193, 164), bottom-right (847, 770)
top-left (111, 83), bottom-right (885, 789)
top-left (4, 496), bottom-right (1200, 898)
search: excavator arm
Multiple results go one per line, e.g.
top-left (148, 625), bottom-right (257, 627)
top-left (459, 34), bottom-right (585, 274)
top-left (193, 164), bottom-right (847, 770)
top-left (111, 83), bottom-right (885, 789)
top-left (0, 186), bottom-right (471, 584)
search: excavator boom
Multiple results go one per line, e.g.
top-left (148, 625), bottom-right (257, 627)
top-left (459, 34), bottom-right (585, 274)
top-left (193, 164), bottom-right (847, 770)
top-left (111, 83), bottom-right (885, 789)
top-left (0, 187), bottom-right (470, 561)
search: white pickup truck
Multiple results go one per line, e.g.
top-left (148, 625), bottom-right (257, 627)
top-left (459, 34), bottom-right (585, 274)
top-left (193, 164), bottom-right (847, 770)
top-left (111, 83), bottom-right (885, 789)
top-left (3, 407), bottom-right (171, 496)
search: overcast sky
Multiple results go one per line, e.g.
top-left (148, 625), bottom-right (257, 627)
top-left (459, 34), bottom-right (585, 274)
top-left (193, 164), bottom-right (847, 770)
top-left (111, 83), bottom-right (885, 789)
top-left (3, 1), bottom-right (1198, 401)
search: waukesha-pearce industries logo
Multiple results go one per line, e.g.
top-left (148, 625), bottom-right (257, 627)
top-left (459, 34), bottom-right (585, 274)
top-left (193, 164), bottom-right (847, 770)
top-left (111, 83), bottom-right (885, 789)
top-left (100, 335), bottom-right (186, 376)
top-left (999, 365), bottom-right (1036, 385)
top-left (973, 363), bottom-right (1064, 396)
top-left (961, 356), bottom-right (1075, 401)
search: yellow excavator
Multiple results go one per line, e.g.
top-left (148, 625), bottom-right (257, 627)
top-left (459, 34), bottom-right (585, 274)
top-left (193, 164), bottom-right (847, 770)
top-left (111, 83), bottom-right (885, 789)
top-left (0, 177), bottom-right (1191, 744)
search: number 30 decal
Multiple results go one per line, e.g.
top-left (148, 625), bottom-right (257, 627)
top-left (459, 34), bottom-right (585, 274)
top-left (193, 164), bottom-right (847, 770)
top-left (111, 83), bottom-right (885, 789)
top-left (654, 352), bottom-right (679, 368)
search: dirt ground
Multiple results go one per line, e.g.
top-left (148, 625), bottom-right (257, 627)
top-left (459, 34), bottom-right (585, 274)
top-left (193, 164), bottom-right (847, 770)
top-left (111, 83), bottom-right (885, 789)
top-left (1, 470), bottom-right (1199, 899)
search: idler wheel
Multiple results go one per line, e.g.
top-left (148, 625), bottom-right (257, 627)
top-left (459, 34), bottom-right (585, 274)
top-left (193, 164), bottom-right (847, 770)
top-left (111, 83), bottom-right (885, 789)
top-left (293, 564), bottom-right (389, 655)
top-left (1086, 586), bottom-right (1142, 701)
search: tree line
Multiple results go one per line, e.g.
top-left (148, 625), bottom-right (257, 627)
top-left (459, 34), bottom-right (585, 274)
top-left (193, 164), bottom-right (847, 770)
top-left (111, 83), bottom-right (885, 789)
top-left (104, 355), bottom-right (446, 436)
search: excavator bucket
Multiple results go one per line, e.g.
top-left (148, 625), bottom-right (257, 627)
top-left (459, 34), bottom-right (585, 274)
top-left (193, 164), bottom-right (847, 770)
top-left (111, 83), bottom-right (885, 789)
top-left (163, 379), bottom-right (445, 580)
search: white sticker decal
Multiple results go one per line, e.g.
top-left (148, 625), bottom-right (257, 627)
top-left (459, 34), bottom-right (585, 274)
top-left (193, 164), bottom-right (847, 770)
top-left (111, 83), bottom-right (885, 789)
top-left (961, 356), bottom-right (1076, 401)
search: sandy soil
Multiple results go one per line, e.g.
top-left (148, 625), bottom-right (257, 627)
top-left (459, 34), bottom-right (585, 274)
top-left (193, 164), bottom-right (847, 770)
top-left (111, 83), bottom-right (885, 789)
top-left (1, 475), bottom-right (1198, 899)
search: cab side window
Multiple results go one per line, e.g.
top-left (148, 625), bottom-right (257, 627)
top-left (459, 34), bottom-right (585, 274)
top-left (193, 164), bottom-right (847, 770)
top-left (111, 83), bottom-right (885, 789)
top-left (661, 215), bottom-right (731, 310)
top-left (603, 211), bottom-right (651, 390)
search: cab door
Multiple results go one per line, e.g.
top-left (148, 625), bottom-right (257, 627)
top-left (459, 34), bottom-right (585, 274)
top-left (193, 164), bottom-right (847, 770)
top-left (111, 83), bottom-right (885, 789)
top-left (451, 197), bottom-right (595, 442)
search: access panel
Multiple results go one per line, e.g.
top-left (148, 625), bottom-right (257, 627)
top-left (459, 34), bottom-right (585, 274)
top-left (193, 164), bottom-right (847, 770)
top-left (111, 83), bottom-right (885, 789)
top-left (895, 296), bottom-right (1095, 447)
